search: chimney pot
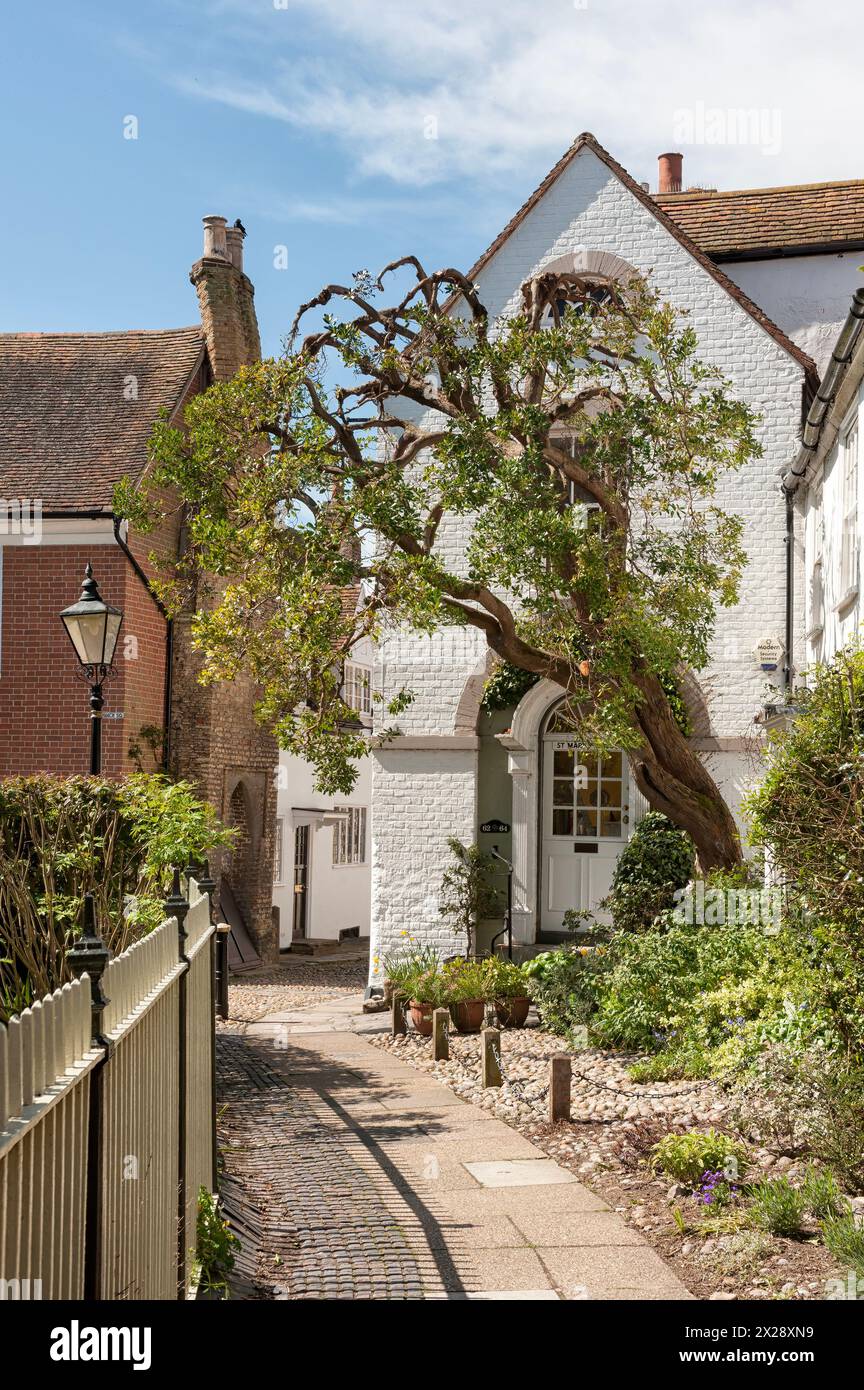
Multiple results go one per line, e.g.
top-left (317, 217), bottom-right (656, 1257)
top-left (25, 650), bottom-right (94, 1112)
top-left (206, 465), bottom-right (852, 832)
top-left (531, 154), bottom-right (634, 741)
top-left (225, 223), bottom-right (245, 272)
top-left (202, 215), bottom-right (229, 260)
top-left (657, 152), bottom-right (683, 194)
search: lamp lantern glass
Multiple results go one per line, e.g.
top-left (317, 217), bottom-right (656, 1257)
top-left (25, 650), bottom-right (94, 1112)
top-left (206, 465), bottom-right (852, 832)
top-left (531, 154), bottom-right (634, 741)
top-left (60, 564), bottom-right (123, 673)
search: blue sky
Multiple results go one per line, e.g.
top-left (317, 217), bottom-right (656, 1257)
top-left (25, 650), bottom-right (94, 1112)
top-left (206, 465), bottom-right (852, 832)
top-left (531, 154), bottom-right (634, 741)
top-left (2, 0), bottom-right (860, 358)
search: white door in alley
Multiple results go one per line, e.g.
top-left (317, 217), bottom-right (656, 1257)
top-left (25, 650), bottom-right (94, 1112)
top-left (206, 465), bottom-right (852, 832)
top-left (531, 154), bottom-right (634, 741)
top-left (540, 736), bottom-right (629, 932)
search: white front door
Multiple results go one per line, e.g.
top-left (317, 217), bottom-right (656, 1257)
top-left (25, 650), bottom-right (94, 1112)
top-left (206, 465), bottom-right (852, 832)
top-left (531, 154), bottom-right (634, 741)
top-left (540, 737), bottom-right (629, 932)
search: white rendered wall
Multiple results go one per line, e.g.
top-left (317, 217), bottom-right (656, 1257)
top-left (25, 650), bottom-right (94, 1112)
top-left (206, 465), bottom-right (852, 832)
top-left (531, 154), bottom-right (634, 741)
top-left (723, 253), bottom-right (862, 375)
top-left (273, 750), bottom-right (372, 944)
top-left (273, 634), bottom-right (374, 945)
top-left (803, 380), bottom-right (864, 666)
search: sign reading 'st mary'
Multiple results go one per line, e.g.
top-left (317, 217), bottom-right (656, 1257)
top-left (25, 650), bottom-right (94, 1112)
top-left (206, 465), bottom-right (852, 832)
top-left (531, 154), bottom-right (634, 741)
top-left (754, 635), bottom-right (785, 671)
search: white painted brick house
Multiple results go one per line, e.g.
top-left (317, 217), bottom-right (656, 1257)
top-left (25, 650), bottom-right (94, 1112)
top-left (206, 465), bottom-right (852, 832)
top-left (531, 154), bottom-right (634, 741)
top-left (784, 289), bottom-right (864, 668)
top-left (368, 134), bottom-right (864, 982)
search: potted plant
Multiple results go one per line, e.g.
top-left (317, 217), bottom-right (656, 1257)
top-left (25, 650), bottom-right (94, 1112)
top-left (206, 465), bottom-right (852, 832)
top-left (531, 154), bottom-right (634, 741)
top-left (407, 967), bottom-right (446, 1036)
top-left (381, 941), bottom-right (440, 1006)
top-left (438, 838), bottom-right (502, 959)
top-left (484, 957), bottom-right (532, 1028)
top-left (442, 958), bottom-right (488, 1034)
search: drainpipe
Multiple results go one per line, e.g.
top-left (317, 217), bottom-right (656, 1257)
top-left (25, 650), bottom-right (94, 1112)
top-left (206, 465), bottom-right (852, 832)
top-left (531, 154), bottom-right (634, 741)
top-left (112, 516), bottom-right (173, 771)
top-left (784, 489), bottom-right (794, 695)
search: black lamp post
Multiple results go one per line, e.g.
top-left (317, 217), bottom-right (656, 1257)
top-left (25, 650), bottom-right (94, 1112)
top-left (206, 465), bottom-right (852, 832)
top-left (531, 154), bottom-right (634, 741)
top-left (60, 563), bottom-right (123, 775)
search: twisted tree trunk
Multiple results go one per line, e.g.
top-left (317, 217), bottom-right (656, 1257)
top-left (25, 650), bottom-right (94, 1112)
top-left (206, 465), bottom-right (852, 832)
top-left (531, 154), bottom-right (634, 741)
top-left (628, 669), bottom-right (742, 873)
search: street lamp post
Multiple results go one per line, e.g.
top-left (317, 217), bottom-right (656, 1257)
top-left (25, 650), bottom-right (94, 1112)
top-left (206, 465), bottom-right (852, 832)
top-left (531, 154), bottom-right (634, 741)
top-left (60, 563), bottom-right (124, 775)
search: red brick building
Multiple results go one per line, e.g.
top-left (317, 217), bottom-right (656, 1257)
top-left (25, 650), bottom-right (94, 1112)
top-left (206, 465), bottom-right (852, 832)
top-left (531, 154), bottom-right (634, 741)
top-left (0, 217), bottom-right (279, 958)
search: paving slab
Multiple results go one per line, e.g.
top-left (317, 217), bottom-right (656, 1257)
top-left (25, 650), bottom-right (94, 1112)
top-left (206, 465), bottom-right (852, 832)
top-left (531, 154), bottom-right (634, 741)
top-left (536, 1245), bottom-right (694, 1300)
top-left (433, 1185), bottom-right (612, 1217)
top-left (465, 1158), bottom-right (578, 1187)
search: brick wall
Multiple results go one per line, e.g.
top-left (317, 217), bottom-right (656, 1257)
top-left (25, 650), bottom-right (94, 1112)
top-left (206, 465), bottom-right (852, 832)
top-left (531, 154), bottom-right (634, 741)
top-left (0, 543), bottom-right (166, 777)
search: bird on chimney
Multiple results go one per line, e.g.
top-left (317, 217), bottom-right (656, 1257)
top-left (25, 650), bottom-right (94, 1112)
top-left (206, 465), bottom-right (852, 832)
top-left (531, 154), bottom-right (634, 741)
top-left (234, 218), bottom-right (246, 234)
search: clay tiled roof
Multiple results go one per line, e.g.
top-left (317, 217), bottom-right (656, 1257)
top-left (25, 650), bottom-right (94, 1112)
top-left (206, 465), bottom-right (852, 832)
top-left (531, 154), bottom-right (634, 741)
top-left (338, 584), bottom-right (364, 622)
top-left (657, 181), bottom-right (864, 260)
top-left (0, 327), bottom-right (206, 512)
top-left (461, 133), bottom-right (818, 389)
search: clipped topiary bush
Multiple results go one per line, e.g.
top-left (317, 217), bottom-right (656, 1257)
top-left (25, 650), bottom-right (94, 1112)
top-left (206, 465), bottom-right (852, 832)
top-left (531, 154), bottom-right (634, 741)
top-left (603, 810), bottom-right (695, 932)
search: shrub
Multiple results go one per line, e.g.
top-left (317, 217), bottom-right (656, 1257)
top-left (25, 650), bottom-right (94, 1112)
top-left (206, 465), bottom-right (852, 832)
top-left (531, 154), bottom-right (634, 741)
top-left (483, 957), bottom-right (529, 998)
top-left (439, 957), bottom-right (489, 1002)
top-left (730, 1043), bottom-right (828, 1154)
top-left (407, 968), bottom-right (448, 1006)
top-left (731, 1046), bottom-right (864, 1190)
top-left (801, 1068), bottom-right (864, 1193)
top-left (523, 947), bottom-right (600, 1038)
top-left (603, 811), bottom-right (694, 933)
top-left (821, 1213), bottom-right (864, 1279)
top-left (748, 1177), bottom-right (806, 1237)
top-left (747, 644), bottom-right (864, 1054)
top-left (0, 774), bottom-right (232, 1020)
top-left (651, 1130), bottom-right (747, 1187)
top-left (588, 908), bottom-right (780, 1055)
top-left (801, 1166), bottom-right (847, 1221)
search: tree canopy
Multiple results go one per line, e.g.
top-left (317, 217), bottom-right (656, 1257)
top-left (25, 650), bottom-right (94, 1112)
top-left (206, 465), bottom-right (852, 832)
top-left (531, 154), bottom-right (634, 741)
top-left (117, 257), bottom-right (760, 869)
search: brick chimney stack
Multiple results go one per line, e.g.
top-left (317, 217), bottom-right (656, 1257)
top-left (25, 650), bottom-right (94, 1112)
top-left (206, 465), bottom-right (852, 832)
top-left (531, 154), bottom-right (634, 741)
top-left (172, 214), bottom-right (278, 962)
top-left (657, 152), bottom-right (683, 194)
top-left (190, 214), bottom-right (261, 381)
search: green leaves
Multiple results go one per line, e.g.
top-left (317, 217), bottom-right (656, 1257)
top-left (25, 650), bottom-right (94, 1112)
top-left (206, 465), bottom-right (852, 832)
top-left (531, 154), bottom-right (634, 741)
top-left (118, 257), bottom-right (760, 797)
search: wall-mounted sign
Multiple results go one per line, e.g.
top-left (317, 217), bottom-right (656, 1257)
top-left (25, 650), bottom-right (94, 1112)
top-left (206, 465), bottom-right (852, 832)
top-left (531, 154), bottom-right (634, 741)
top-left (101, 711), bottom-right (125, 721)
top-left (754, 636), bottom-right (785, 672)
top-left (480, 819), bottom-right (510, 834)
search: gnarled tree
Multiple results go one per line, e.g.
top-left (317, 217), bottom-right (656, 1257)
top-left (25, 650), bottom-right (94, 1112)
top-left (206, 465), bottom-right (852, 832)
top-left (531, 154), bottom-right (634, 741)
top-left (118, 258), bottom-right (760, 871)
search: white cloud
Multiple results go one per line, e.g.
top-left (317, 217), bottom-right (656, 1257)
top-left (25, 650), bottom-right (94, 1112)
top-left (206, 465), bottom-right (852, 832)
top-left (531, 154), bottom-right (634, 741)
top-left (163, 0), bottom-right (864, 190)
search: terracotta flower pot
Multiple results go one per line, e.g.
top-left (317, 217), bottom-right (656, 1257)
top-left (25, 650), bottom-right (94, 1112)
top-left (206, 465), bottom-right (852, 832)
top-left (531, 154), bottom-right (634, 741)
top-left (449, 999), bottom-right (486, 1034)
top-left (409, 1001), bottom-right (435, 1036)
top-left (495, 995), bottom-right (531, 1029)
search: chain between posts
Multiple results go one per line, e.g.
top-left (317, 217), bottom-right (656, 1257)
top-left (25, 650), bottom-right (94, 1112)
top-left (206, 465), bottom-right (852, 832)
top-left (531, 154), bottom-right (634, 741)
top-left (488, 1031), bottom-right (550, 1115)
top-left (406, 997), bottom-right (700, 1114)
top-left (567, 1063), bottom-right (705, 1103)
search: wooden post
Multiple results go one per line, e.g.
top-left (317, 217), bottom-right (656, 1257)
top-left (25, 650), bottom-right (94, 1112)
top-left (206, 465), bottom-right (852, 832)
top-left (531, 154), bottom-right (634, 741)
top-left (432, 1008), bottom-right (449, 1061)
top-left (391, 991), bottom-right (407, 1036)
top-left (481, 1027), bottom-right (502, 1088)
top-left (549, 1053), bottom-right (571, 1123)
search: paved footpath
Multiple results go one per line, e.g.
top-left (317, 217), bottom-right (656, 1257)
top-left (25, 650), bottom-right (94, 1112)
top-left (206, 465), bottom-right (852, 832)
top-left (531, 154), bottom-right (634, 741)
top-left (217, 995), bottom-right (692, 1301)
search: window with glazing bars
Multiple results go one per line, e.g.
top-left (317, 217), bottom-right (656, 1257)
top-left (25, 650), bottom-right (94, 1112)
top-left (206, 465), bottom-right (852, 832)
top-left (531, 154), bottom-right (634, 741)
top-left (342, 662), bottom-right (371, 714)
top-left (333, 806), bottom-right (367, 865)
